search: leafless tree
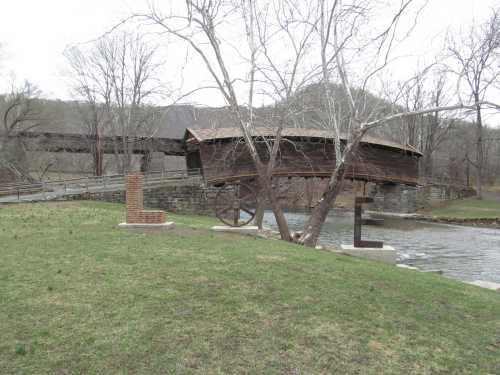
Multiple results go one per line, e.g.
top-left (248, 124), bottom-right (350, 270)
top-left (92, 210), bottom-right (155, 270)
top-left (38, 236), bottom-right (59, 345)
top-left (296, 0), bottom-right (425, 245)
top-left (447, 8), bottom-right (500, 198)
top-left (296, 0), bottom-right (500, 246)
top-left (132, 0), bottom-right (500, 247)
top-left (394, 70), bottom-right (455, 178)
top-left (419, 72), bottom-right (456, 178)
top-left (134, 0), bottom-right (322, 240)
top-left (0, 81), bottom-right (43, 180)
top-left (65, 31), bottom-right (165, 174)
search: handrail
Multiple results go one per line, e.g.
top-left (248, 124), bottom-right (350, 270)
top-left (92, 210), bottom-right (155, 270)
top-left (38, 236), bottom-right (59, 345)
top-left (0, 168), bottom-right (203, 200)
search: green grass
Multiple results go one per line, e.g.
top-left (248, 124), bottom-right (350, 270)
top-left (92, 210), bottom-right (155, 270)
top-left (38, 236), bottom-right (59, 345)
top-left (428, 198), bottom-right (500, 219)
top-left (1, 201), bottom-right (499, 374)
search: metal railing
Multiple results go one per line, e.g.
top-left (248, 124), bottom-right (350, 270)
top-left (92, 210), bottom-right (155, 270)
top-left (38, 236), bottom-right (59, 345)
top-left (0, 169), bottom-right (203, 201)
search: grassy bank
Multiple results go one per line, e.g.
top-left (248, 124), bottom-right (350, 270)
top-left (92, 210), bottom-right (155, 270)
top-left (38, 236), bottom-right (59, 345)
top-left (425, 198), bottom-right (500, 219)
top-left (1, 202), bottom-right (499, 374)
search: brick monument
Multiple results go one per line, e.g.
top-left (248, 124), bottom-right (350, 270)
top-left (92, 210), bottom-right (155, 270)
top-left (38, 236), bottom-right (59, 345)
top-left (118, 173), bottom-right (174, 229)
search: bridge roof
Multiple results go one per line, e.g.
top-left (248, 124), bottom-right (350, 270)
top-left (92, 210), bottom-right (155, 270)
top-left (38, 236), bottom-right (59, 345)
top-left (185, 127), bottom-right (423, 156)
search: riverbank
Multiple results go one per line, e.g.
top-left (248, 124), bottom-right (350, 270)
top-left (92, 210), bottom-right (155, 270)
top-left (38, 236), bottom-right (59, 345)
top-left (369, 197), bottom-right (500, 228)
top-left (416, 197), bottom-right (500, 228)
top-left (421, 197), bottom-right (500, 219)
top-left (419, 216), bottom-right (500, 228)
top-left (1, 201), bottom-right (500, 374)
top-left (369, 211), bottom-right (500, 229)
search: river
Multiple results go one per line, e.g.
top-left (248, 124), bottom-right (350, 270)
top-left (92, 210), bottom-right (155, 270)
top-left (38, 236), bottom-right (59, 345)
top-left (262, 210), bottom-right (500, 284)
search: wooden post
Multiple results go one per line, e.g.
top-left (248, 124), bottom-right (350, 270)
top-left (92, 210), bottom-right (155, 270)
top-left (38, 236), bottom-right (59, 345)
top-left (354, 197), bottom-right (383, 248)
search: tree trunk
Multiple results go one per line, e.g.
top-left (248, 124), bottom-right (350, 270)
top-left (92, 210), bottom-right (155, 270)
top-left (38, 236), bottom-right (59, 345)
top-left (140, 151), bottom-right (152, 173)
top-left (475, 98), bottom-right (484, 199)
top-left (298, 133), bottom-right (363, 247)
top-left (93, 149), bottom-right (103, 176)
top-left (298, 162), bottom-right (347, 247)
top-left (258, 173), bottom-right (291, 242)
top-left (422, 124), bottom-right (435, 179)
top-left (92, 135), bottom-right (103, 176)
top-left (252, 183), bottom-right (265, 230)
top-left (253, 199), bottom-right (265, 230)
top-left (465, 152), bottom-right (471, 187)
top-left (305, 178), bottom-right (314, 208)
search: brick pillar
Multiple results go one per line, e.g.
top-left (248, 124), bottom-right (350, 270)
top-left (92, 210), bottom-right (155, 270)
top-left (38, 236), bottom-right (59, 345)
top-left (126, 173), bottom-right (144, 223)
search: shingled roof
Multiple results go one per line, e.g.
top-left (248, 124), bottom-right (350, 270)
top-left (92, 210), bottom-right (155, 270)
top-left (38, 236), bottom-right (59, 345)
top-left (185, 127), bottom-right (422, 156)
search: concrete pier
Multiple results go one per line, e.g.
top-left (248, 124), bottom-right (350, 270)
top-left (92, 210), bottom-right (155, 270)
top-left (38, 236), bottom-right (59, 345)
top-left (211, 225), bottom-right (260, 235)
top-left (340, 244), bottom-right (397, 264)
top-left (118, 222), bottom-right (175, 230)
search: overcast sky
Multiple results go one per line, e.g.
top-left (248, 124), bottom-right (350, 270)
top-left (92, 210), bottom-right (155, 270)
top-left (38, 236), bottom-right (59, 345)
top-left (0, 0), bottom-right (499, 113)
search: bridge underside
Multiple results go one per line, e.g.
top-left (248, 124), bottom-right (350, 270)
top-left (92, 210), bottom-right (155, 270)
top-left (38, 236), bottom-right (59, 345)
top-left (10, 131), bottom-right (185, 156)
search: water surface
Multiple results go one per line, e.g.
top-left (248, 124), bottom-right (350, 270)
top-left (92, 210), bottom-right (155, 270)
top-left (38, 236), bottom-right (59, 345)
top-left (262, 210), bottom-right (500, 283)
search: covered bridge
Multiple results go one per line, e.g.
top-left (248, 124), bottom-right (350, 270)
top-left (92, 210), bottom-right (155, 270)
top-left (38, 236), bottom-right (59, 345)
top-left (184, 127), bottom-right (422, 186)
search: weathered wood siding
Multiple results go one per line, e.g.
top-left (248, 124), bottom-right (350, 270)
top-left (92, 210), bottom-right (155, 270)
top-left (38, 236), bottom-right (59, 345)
top-left (197, 138), bottom-right (420, 185)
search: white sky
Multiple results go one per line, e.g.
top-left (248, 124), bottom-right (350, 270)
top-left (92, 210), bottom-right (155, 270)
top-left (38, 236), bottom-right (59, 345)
top-left (0, 0), bottom-right (499, 113)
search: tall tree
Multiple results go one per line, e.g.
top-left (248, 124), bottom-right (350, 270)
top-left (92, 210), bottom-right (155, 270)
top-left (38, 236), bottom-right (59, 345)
top-left (133, 0), bottom-right (500, 247)
top-left (395, 70), bottom-right (455, 179)
top-left (0, 81), bottom-right (43, 180)
top-left (447, 9), bottom-right (500, 198)
top-left (296, 0), bottom-right (499, 246)
top-left (136, 0), bottom-right (320, 241)
top-left (65, 32), bottom-right (164, 174)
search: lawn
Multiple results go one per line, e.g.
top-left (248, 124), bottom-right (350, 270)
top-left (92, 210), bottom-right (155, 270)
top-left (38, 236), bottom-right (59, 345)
top-left (1, 201), bottom-right (499, 374)
top-left (427, 198), bottom-right (500, 219)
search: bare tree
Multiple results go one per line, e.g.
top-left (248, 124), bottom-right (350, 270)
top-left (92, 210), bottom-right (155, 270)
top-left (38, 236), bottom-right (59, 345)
top-left (447, 8), bottom-right (500, 198)
top-left (296, 0), bottom-right (425, 246)
top-left (395, 72), bottom-right (426, 147)
top-left (296, 0), bottom-right (500, 246)
top-left (64, 42), bottom-right (111, 176)
top-left (393, 70), bottom-right (455, 178)
top-left (0, 81), bottom-right (43, 180)
top-left (65, 31), bottom-right (165, 174)
top-left (420, 72), bottom-right (456, 178)
top-left (132, 0), bottom-right (500, 247)
top-left (135, 0), bottom-right (322, 241)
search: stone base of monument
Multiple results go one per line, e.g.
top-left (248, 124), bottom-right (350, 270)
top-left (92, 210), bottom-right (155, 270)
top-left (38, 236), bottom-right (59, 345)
top-left (466, 280), bottom-right (500, 291)
top-left (118, 222), bottom-right (176, 230)
top-left (211, 225), bottom-right (259, 235)
top-left (340, 244), bottom-right (397, 264)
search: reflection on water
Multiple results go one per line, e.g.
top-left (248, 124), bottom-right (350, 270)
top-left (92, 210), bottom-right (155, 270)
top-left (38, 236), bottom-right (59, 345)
top-left (262, 210), bottom-right (500, 283)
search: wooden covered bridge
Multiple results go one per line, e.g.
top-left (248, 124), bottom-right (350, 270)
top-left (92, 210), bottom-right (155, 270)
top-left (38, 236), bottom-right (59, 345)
top-left (7, 127), bottom-right (422, 185)
top-left (3, 127), bottom-right (422, 220)
top-left (182, 127), bottom-right (422, 225)
top-left (183, 127), bottom-right (422, 186)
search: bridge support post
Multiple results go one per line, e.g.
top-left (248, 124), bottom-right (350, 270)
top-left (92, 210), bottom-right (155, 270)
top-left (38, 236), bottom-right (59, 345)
top-left (340, 196), bottom-right (396, 264)
top-left (368, 182), bottom-right (417, 214)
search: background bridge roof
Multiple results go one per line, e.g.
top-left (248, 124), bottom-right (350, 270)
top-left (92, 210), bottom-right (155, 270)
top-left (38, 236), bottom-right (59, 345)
top-left (185, 127), bottom-right (423, 156)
